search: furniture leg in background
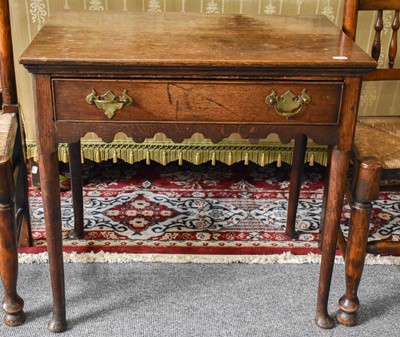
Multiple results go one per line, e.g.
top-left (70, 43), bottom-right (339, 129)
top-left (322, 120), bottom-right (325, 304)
top-left (318, 146), bottom-right (333, 250)
top-left (285, 133), bottom-right (307, 239)
top-left (67, 140), bottom-right (84, 239)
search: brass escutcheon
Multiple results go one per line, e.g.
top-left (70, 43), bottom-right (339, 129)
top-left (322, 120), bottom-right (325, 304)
top-left (265, 89), bottom-right (311, 119)
top-left (86, 89), bottom-right (133, 119)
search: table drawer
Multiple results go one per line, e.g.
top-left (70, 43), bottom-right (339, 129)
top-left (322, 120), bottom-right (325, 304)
top-left (53, 79), bottom-right (343, 124)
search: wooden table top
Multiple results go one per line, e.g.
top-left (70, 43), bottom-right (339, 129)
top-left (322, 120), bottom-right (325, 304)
top-left (20, 12), bottom-right (375, 73)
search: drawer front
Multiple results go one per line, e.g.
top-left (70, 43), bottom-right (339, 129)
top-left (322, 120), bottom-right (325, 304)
top-left (53, 79), bottom-right (342, 124)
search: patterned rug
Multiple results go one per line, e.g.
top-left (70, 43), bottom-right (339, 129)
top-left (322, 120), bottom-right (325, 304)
top-left (22, 160), bottom-right (400, 257)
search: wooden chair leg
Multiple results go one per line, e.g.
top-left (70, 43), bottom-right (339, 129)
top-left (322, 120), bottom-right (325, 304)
top-left (366, 241), bottom-right (400, 254)
top-left (14, 127), bottom-right (32, 247)
top-left (67, 140), bottom-right (84, 239)
top-left (337, 158), bottom-right (382, 327)
top-left (286, 133), bottom-right (307, 239)
top-left (0, 158), bottom-right (25, 326)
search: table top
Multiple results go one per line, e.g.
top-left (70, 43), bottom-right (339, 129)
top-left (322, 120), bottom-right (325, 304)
top-left (20, 12), bottom-right (375, 74)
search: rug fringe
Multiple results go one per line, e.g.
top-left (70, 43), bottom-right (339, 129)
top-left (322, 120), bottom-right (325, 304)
top-left (17, 251), bottom-right (400, 265)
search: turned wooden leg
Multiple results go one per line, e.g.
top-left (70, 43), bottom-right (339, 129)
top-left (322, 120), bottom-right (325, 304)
top-left (0, 158), bottom-right (25, 326)
top-left (337, 158), bottom-right (382, 327)
top-left (315, 148), bottom-right (349, 329)
top-left (285, 133), bottom-right (307, 239)
top-left (38, 151), bottom-right (67, 333)
top-left (67, 140), bottom-right (84, 239)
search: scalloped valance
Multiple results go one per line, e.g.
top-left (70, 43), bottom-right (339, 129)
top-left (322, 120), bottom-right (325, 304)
top-left (27, 137), bottom-right (328, 167)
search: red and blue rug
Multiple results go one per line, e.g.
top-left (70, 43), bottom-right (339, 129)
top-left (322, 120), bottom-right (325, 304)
top-left (24, 160), bottom-right (400, 256)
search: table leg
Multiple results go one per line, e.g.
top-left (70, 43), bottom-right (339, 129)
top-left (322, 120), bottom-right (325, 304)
top-left (67, 140), bottom-right (84, 239)
top-left (315, 147), bottom-right (349, 329)
top-left (318, 146), bottom-right (332, 250)
top-left (285, 133), bottom-right (307, 239)
top-left (38, 151), bottom-right (67, 333)
top-left (0, 160), bottom-right (25, 327)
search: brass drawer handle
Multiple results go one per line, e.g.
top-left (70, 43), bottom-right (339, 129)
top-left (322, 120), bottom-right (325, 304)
top-left (86, 89), bottom-right (133, 119)
top-left (265, 89), bottom-right (311, 119)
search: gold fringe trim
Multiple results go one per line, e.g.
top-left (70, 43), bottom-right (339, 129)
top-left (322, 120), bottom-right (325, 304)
top-left (25, 140), bottom-right (328, 167)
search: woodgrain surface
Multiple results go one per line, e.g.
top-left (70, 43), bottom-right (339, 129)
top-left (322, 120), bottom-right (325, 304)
top-left (53, 79), bottom-right (342, 124)
top-left (20, 12), bottom-right (375, 71)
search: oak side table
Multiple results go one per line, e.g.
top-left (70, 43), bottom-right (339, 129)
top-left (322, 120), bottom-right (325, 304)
top-left (19, 12), bottom-right (375, 332)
